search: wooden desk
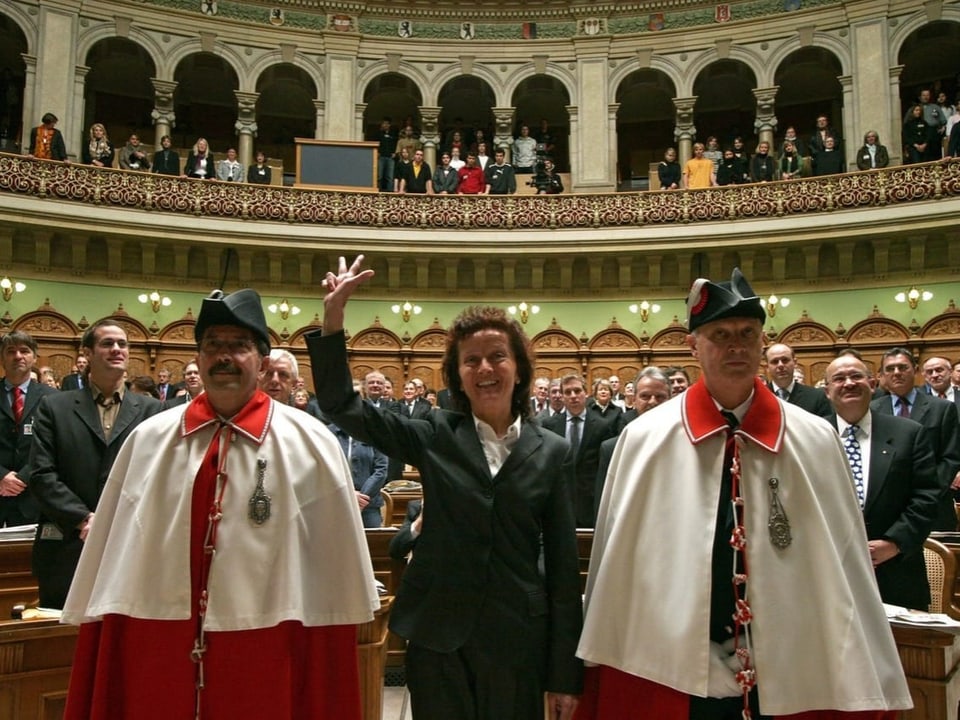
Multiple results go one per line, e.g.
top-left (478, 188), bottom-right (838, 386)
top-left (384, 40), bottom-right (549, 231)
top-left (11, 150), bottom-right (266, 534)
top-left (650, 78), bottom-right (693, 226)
top-left (359, 597), bottom-right (393, 720)
top-left (893, 624), bottom-right (960, 720)
top-left (0, 618), bottom-right (77, 720)
top-left (0, 540), bottom-right (37, 618)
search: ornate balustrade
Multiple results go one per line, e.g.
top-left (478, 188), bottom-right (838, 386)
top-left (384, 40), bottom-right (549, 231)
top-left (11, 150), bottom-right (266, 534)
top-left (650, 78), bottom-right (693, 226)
top-left (1, 153), bottom-right (958, 230)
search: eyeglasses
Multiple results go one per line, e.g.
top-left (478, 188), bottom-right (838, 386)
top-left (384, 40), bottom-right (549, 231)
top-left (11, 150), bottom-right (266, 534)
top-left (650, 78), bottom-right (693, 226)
top-left (827, 371), bottom-right (868, 385)
top-left (200, 338), bottom-right (256, 355)
top-left (881, 363), bottom-right (912, 374)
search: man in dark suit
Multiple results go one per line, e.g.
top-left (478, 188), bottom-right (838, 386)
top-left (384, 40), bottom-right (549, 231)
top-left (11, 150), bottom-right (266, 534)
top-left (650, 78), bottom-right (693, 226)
top-left (530, 376), bottom-right (550, 415)
top-left (28, 319), bottom-right (162, 608)
top-left (155, 367), bottom-right (176, 401)
top-left (594, 367), bottom-right (671, 521)
top-left (922, 356), bottom-right (959, 404)
top-left (0, 331), bottom-right (58, 526)
top-left (542, 373), bottom-right (619, 527)
top-left (871, 346), bottom-right (960, 531)
top-left (826, 354), bottom-right (940, 609)
top-left (162, 360), bottom-right (203, 409)
top-left (58, 354), bottom-right (87, 391)
top-left (765, 342), bottom-right (832, 417)
top-left (391, 380), bottom-right (432, 420)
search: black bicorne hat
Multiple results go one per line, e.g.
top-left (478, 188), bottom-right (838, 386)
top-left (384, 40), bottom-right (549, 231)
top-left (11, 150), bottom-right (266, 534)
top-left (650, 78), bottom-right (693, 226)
top-left (195, 288), bottom-right (270, 350)
top-left (686, 268), bottom-right (766, 332)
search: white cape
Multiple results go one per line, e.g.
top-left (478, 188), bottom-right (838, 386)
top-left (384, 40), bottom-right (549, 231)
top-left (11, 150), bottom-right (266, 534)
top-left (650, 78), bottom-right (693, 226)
top-left (577, 380), bottom-right (911, 715)
top-left (63, 396), bottom-right (379, 630)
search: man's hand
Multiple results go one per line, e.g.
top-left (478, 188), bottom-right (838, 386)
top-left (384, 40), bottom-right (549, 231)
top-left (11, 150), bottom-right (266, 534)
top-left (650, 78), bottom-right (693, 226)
top-left (0, 471), bottom-right (26, 497)
top-left (868, 539), bottom-right (899, 567)
top-left (78, 513), bottom-right (95, 542)
top-left (356, 491), bottom-right (370, 509)
top-left (546, 692), bottom-right (578, 720)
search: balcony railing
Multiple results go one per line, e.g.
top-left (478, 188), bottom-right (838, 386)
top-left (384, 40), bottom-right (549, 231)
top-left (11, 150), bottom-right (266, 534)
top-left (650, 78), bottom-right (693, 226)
top-left (1, 153), bottom-right (958, 230)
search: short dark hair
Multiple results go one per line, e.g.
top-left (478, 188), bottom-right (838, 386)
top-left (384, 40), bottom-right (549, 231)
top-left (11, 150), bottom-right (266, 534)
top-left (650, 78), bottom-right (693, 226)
top-left (81, 319), bottom-right (125, 350)
top-left (664, 366), bottom-right (690, 382)
top-left (441, 306), bottom-right (534, 421)
top-left (0, 330), bottom-right (38, 355)
top-left (41, 112), bottom-right (58, 125)
top-left (881, 347), bottom-right (917, 368)
top-left (130, 375), bottom-right (160, 399)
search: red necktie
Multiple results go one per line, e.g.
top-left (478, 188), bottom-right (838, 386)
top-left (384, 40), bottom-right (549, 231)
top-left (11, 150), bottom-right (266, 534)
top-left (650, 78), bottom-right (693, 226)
top-left (12, 386), bottom-right (23, 424)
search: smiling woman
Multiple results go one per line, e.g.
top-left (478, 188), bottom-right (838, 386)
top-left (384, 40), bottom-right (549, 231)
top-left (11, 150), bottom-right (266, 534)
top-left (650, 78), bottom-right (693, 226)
top-left (308, 255), bottom-right (583, 720)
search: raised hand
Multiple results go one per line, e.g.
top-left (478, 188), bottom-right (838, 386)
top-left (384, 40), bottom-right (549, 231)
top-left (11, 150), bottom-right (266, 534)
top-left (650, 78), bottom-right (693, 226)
top-left (321, 255), bottom-right (375, 333)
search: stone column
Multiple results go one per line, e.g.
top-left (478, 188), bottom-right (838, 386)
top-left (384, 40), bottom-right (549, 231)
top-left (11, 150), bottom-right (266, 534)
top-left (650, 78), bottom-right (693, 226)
top-left (838, 75), bottom-right (854, 168)
top-left (571, 36), bottom-right (615, 191)
top-left (492, 107), bottom-right (515, 163)
top-left (752, 86), bottom-right (779, 148)
top-left (313, 100), bottom-right (326, 139)
top-left (673, 97), bottom-right (697, 166)
top-left (888, 65), bottom-right (904, 165)
top-left (150, 79), bottom-right (178, 148)
top-left (321, 33), bottom-right (361, 139)
top-left (566, 105), bottom-right (580, 189)
top-left (234, 91), bottom-right (259, 169)
top-left (607, 103), bottom-right (619, 186)
top-left (849, 18), bottom-right (893, 164)
top-left (72, 66), bottom-right (89, 155)
top-left (18, 54), bottom-right (37, 153)
top-left (419, 106), bottom-right (441, 170)
top-left (34, 5), bottom-right (79, 153)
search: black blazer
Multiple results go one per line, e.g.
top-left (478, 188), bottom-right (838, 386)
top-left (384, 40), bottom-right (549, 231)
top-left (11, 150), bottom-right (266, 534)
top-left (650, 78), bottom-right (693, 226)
top-left (542, 410), bottom-right (619, 527)
top-left (28, 126), bottom-right (67, 161)
top-left (389, 397), bottom-right (432, 420)
top-left (830, 412), bottom-right (940, 609)
top-left (28, 389), bottom-right (162, 607)
top-left (308, 330), bottom-right (583, 695)
top-left (0, 380), bottom-right (58, 524)
top-left (871, 392), bottom-right (960, 531)
top-left (183, 151), bottom-right (215, 179)
top-left (59, 373), bottom-right (84, 391)
top-left (389, 499), bottom-right (422, 560)
top-left (152, 148), bottom-right (181, 176)
top-left (768, 381), bottom-right (832, 418)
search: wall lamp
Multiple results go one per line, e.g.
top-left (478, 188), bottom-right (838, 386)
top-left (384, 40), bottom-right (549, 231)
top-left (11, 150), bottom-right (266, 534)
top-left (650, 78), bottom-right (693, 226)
top-left (629, 300), bottom-right (661, 323)
top-left (0, 277), bottom-right (26, 302)
top-left (765, 294), bottom-right (790, 317)
top-left (138, 290), bottom-right (171, 313)
top-left (391, 301), bottom-right (422, 322)
top-left (507, 302), bottom-right (540, 324)
top-left (268, 298), bottom-right (301, 320)
top-left (894, 287), bottom-right (932, 310)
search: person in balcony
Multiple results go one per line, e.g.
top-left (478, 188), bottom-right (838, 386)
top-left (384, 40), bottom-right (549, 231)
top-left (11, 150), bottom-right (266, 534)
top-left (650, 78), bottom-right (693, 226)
top-left (811, 135), bottom-right (845, 176)
top-left (81, 123), bottom-right (114, 168)
top-left (247, 150), bottom-right (272, 184)
top-left (151, 135), bottom-right (180, 176)
top-left (903, 104), bottom-right (936, 165)
top-left (778, 140), bottom-right (803, 180)
top-left (749, 141), bottom-right (776, 182)
top-left (855, 130), bottom-right (890, 171)
top-left (27, 112), bottom-right (68, 162)
top-left (657, 147), bottom-right (681, 190)
top-left (681, 142), bottom-right (716, 189)
top-left (216, 148), bottom-right (243, 182)
top-left (183, 137), bottom-right (215, 179)
top-left (118, 133), bottom-right (150, 171)
top-left (715, 148), bottom-right (744, 186)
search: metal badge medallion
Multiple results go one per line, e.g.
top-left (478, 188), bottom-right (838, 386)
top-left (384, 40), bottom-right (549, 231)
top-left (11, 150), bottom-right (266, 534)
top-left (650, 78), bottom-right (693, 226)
top-left (248, 457), bottom-right (271, 525)
top-left (767, 477), bottom-right (791, 549)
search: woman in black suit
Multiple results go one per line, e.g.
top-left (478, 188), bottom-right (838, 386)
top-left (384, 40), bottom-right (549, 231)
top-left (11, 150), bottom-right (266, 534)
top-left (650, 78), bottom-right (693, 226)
top-left (81, 123), bottom-right (114, 167)
top-left (247, 150), bottom-right (272, 184)
top-left (309, 255), bottom-right (582, 720)
top-left (903, 104), bottom-right (935, 165)
top-left (183, 137), bottom-right (214, 179)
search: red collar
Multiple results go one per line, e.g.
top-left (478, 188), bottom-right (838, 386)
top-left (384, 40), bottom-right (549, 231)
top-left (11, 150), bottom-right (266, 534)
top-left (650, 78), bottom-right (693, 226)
top-left (181, 390), bottom-right (273, 445)
top-left (681, 377), bottom-right (784, 453)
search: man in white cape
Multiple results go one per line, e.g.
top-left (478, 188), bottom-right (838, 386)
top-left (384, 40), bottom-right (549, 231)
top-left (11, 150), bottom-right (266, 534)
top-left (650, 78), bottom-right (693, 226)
top-left (574, 269), bottom-right (911, 720)
top-left (61, 288), bottom-right (380, 720)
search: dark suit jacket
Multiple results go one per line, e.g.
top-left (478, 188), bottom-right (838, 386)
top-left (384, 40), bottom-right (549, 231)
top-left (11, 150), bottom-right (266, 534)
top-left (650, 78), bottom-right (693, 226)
top-left (542, 410), bottom-right (619, 527)
top-left (0, 380), bottom-right (58, 525)
top-left (871, 391), bottom-right (960, 531)
top-left (59, 373), bottom-right (84, 391)
top-left (389, 499), bottom-right (423, 560)
top-left (308, 330), bottom-right (583, 695)
top-left (151, 148), bottom-right (181, 176)
top-left (183, 151), bottom-right (215, 179)
top-left (28, 388), bottom-right (162, 608)
top-left (768, 381), bottom-right (832, 418)
top-left (830, 411), bottom-right (940, 609)
top-left (390, 398), bottom-right (432, 421)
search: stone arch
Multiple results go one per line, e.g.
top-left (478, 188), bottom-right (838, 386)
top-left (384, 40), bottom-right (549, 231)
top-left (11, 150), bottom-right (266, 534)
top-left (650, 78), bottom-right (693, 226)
top-left (357, 61), bottom-right (430, 106)
top-left (0, 4), bottom-right (37, 55)
top-left (680, 46), bottom-right (765, 98)
top-left (503, 63), bottom-right (577, 108)
top-left (254, 62), bottom-right (320, 167)
top-left (691, 58), bottom-right (760, 150)
top-left (773, 45), bottom-right (845, 150)
top-left (894, 19), bottom-right (960, 115)
top-left (432, 62), bottom-right (505, 107)
top-left (614, 67), bottom-right (678, 187)
top-left (360, 71), bottom-right (425, 140)
top-left (171, 50), bottom-right (241, 154)
top-left (81, 36), bottom-right (158, 146)
top-left (0, 9), bottom-right (32, 147)
top-left (436, 73), bottom-right (498, 150)
top-left (248, 52), bottom-right (324, 101)
top-left (509, 74), bottom-right (572, 169)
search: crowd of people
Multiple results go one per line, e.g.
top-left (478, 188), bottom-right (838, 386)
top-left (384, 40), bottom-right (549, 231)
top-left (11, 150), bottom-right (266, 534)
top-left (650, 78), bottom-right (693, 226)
top-left (2, 258), bottom-right (960, 718)
top-left (374, 116), bottom-right (564, 195)
top-left (660, 88), bottom-right (960, 189)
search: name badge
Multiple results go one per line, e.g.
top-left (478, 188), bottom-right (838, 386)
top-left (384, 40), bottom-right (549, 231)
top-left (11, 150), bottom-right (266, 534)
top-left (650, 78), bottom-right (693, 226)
top-left (23, 423), bottom-right (32, 435)
top-left (39, 523), bottom-right (64, 540)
